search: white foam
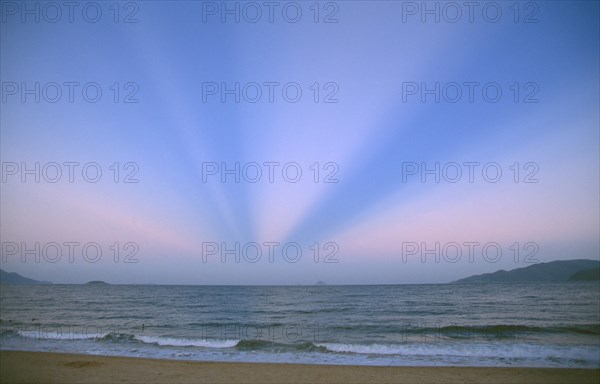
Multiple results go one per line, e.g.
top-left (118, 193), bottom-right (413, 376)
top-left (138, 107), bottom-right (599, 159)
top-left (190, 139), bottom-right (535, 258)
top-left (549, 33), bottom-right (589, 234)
top-left (316, 342), bottom-right (600, 363)
top-left (17, 330), bottom-right (108, 340)
top-left (134, 335), bottom-right (239, 348)
top-left (316, 343), bottom-right (405, 355)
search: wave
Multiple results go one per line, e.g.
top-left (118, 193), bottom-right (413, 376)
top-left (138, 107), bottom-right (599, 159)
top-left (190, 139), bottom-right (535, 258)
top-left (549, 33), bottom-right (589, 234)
top-left (421, 324), bottom-right (600, 337)
top-left (335, 323), bottom-right (600, 336)
top-left (16, 330), bottom-right (109, 340)
top-left (134, 335), bottom-right (239, 348)
top-left (235, 339), bottom-right (274, 350)
top-left (6, 322), bottom-right (598, 345)
top-left (100, 332), bottom-right (137, 342)
top-left (4, 330), bottom-right (598, 367)
top-left (235, 339), bottom-right (325, 352)
top-left (315, 342), bottom-right (600, 362)
top-left (132, 337), bottom-right (321, 351)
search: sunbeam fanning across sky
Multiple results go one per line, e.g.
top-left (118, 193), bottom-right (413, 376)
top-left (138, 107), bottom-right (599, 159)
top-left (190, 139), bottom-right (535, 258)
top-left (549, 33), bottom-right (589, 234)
top-left (2, 1), bottom-right (600, 380)
top-left (1, 1), bottom-right (598, 286)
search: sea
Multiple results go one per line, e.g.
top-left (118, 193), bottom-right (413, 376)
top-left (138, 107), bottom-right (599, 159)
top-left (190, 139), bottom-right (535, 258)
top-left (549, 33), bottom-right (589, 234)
top-left (1, 283), bottom-right (599, 368)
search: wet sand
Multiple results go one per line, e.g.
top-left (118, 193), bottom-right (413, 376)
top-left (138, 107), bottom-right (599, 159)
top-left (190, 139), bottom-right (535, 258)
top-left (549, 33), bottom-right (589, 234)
top-left (1, 351), bottom-right (599, 384)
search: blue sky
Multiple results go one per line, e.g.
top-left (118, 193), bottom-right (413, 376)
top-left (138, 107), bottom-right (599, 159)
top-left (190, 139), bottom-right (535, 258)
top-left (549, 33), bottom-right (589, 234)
top-left (1, 1), bottom-right (599, 284)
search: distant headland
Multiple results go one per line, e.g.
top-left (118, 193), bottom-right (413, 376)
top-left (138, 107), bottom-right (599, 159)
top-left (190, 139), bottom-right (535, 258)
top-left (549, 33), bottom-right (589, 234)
top-left (0, 269), bottom-right (52, 285)
top-left (452, 259), bottom-right (600, 283)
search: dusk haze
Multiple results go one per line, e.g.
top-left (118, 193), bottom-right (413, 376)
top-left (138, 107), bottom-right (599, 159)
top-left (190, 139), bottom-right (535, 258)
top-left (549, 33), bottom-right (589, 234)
top-left (1, 1), bottom-right (599, 383)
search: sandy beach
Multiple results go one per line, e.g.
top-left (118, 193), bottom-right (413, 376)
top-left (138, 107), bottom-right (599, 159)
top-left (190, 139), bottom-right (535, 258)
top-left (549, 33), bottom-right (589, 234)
top-left (1, 351), bottom-right (598, 384)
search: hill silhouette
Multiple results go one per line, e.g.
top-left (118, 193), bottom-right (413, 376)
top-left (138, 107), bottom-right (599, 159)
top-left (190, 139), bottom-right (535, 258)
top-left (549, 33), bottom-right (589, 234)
top-left (453, 259), bottom-right (600, 283)
top-left (0, 269), bottom-right (52, 285)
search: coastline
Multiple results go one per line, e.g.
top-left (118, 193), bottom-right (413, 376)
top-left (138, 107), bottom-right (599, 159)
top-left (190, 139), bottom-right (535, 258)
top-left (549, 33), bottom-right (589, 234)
top-left (1, 351), bottom-right (599, 384)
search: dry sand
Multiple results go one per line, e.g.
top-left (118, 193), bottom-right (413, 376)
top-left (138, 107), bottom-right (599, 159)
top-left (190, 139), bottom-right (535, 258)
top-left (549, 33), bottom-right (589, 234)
top-left (1, 351), bottom-right (599, 384)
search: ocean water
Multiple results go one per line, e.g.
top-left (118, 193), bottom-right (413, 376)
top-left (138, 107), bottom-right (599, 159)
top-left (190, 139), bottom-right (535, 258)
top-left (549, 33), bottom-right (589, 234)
top-left (1, 283), bottom-right (599, 368)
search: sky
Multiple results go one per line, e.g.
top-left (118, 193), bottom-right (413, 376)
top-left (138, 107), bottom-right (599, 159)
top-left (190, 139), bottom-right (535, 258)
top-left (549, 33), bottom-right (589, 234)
top-left (1, 0), bottom-right (599, 284)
